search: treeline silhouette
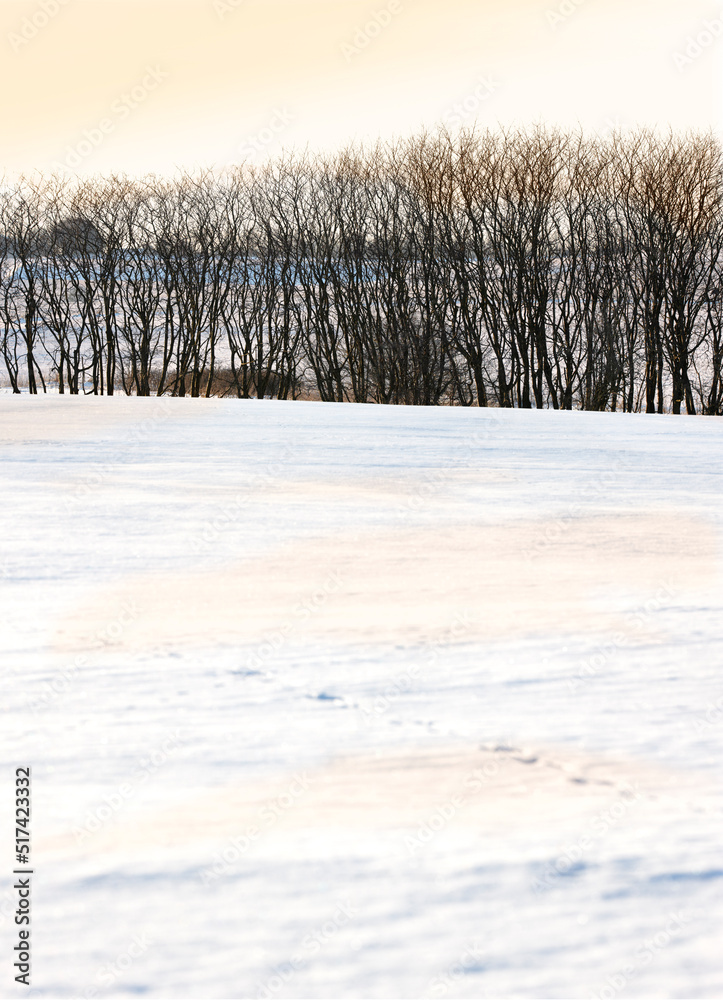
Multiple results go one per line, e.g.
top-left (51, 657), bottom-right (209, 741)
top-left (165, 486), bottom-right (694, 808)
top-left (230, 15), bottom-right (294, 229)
top-left (2, 128), bottom-right (723, 413)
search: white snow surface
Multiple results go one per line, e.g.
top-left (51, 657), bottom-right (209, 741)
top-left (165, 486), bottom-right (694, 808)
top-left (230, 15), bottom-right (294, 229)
top-left (1, 397), bottom-right (722, 999)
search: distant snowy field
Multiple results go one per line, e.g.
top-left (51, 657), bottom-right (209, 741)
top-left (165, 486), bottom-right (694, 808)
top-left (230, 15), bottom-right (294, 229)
top-left (1, 398), bottom-right (722, 1000)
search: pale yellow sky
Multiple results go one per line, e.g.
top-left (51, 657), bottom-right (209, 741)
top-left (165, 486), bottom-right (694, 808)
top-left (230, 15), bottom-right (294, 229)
top-left (0, 0), bottom-right (721, 175)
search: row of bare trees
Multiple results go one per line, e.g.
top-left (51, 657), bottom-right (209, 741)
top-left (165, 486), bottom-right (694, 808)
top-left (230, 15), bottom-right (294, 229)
top-left (2, 127), bottom-right (723, 413)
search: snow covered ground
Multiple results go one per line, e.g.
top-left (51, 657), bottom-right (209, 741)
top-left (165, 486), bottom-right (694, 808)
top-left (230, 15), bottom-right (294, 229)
top-left (1, 397), bottom-right (722, 999)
